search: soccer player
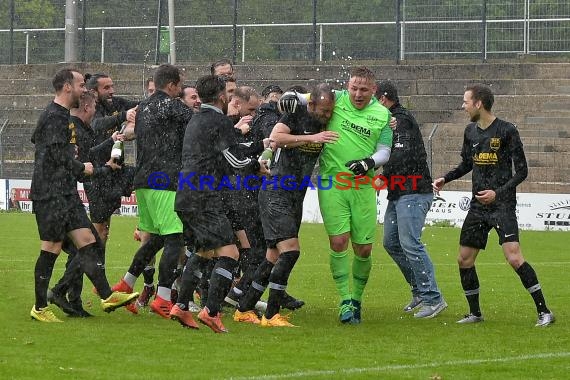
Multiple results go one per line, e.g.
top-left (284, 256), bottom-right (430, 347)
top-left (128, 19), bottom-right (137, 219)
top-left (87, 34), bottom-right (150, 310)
top-left (319, 66), bottom-right (392, 323)
top-left (376, 80), bottom-right (447, 318)
top-left (111, 64), bottom-right (193, 319)
top-left (30, 68), bottom-right (138, 322)
top-left (170, 75), bottom-right (269, 333)
top-left (433, 84), bottom-right (555, 327)
top-left (234, 83), bottom-right (338, 327)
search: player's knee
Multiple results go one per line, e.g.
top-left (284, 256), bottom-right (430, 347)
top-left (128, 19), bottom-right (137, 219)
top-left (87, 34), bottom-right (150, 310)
top-left (329, 235), bottom-right (349, 251)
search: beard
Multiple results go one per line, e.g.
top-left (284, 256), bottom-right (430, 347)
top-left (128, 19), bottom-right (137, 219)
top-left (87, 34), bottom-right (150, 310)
top-left (470, 113), bottom-right (480, 123)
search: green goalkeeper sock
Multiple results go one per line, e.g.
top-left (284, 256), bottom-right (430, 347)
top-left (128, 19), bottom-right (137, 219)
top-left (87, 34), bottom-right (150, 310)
top-left (352, 254), bottom-right (371, 302)
top-left (329, 249), bottom-right (351, 301)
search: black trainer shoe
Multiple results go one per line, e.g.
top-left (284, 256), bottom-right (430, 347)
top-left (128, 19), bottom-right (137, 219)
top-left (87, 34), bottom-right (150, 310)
top-left (47, 289), bottom-right (78, 316)
top-left (69, 302), bottom-right (94, 318)
top-left (281, 292), bottom-right (305, 310)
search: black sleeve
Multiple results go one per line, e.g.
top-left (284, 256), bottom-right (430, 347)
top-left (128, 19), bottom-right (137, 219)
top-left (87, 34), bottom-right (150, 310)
top-left (443, 127), bottom-right (473, 183)
top-left (91, 115), bottom-right (122, 135)
top-left (92, 165), bottom-right (112, 178)
top-left (219, 117), bottom-right (263, 172)
top-left (89, 138), bottom-right (114, 161)
top-left (495, 126), bottom-right (528, 197)
top-left (47, 143), bottom-right (85, 177)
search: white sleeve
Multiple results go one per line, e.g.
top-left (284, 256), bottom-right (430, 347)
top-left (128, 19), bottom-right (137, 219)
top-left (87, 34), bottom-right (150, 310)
top-left (371, 143), bottom-right (391, 167)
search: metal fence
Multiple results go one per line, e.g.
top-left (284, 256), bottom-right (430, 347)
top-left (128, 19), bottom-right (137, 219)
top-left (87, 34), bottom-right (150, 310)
top-left (0, 0), bottom-right (569, 65)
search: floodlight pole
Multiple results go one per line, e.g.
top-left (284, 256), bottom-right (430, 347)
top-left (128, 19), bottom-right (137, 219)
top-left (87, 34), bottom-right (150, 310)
top-left (168, 0), bottom-right (176, 64)
top-left (64, 0), bottom-right (79, 62)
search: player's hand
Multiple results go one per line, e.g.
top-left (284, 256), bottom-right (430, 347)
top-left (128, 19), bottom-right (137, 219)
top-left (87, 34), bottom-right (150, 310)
top-left (389, 117), bottom-right (397, 130)
top-left (126, 106), bottom-right (137, 123)
top-left (262, 138), bottom-right (273, 149)
top-left (258, 160), bottom-right (270, 175)
top-left (313, 131), bottom-right (339, 144)
top-left (111, 131), bottom-right (125, 142)
top-left (277, 92), bottom-right (300, 114)
top-left (105, 158), bottom-right (122, 171)
top-left (345, 157), bottom-right (375, 176)
top-left (432, 178), bottom-right (445, 194)
top-left (83, 162), bottom-right (94, 176)
top-left (133, 228), bottom-right (141, 242)
top-left (475, 189), bottom-right (496, 205)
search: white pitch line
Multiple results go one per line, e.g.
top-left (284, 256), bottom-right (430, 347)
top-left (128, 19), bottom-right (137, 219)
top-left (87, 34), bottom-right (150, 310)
top-left (228, 352), bottom-right (570, 380)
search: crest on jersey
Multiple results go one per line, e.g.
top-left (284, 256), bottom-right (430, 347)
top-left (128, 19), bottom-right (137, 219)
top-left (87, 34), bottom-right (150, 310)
top-left (490, 137), bottom-right (500, 151)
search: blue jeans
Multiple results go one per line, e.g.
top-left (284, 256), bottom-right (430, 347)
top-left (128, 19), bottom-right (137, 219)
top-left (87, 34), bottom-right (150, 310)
top-left (383, 193), bottom-right (442, 305)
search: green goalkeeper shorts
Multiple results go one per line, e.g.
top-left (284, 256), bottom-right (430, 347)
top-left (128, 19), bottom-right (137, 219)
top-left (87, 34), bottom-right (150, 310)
top-left (136, 188), bottom-right (183, 235)
top-left (318, 179), bottom-right (377, 244)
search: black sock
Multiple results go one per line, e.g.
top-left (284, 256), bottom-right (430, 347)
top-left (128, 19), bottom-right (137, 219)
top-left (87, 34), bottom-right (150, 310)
top-left (79, 243), bottom-right (112, 299)
top-left (127, 234), bottom-right (164, 277)
top-left (516, 262), bottom-right (549, 314)
top-left (206, 256), bottom-right (238, 316)
top-left (34, 250), bottom-right (58, 309)
top-left (176, 254), bottom-right (210, 310)
top-left (265, 251), bottom-right (300, 319)
top-left (238, 258), bottom-right (274, 312)
top-left (460, 267), bottom-right (481, 316)
top-left (142, 265), bottom-right (155, 285)
top-left (157, 234), bottom-right (185, 289)
top-left (51, 247), bottom-right (79, 296)
top-left (198, 259), bottom-right (216, 306)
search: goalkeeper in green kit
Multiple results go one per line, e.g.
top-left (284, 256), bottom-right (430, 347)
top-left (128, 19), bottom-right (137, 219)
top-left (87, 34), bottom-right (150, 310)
top-left (278, 66), bottom-right (392, 324)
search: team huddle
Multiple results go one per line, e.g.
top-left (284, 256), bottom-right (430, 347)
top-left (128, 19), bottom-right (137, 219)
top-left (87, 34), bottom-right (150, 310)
top-left (29, 59), bottom-right (555, 331)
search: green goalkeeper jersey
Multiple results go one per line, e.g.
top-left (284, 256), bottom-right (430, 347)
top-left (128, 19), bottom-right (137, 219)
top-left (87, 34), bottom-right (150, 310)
top-left (319, 90), bottom-right (392, 184)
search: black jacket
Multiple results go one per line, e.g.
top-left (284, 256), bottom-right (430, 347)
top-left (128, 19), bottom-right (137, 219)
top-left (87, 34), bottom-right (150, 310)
top-left (382, 102), bottom-right (433, 200)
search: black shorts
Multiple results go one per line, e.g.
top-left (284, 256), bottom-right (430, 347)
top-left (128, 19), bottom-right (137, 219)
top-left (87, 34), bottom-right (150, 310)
top-left (33, 194), bottom-right (92, 242)
top-left (221, 190), bottom-right (245, 231)
top-left (258, 189), bottom-right (303, 248)
top-left (177, 205), bottom-right (235, 252)
top-left (84, 183), bottom-right (121, 223)
top-left (460, 206), bottom-right (519, 249)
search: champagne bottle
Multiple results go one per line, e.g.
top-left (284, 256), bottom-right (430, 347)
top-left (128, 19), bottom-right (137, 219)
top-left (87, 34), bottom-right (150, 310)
top-left (258, 147), bottom-right (273, 170)
top-left (111, 122), bottom-right (127, 165)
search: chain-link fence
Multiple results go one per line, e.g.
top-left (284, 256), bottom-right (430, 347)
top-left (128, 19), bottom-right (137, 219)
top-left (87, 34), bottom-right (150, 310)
top-left (0, 0), bottom-right (569, 65)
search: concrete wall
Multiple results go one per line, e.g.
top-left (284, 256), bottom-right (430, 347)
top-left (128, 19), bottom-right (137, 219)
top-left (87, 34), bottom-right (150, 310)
top-left (0, 62), bottom-right (568, 194)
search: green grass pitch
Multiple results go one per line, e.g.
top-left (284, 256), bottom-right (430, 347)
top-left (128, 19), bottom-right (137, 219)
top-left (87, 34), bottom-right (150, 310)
top-left (0, 212), bottom-right (568, 379)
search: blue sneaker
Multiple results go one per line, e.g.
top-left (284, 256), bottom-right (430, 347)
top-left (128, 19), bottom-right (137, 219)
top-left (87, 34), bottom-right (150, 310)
top-left (351, 299), bottom-right (361, 324)
top-left (339, 300), bottom-right (354, 324)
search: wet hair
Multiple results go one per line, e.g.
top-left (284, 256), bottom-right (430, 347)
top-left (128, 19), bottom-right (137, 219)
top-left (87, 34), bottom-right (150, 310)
top-left (84, 73), bottom-right (109, 91)
top-left (210, 59), bottom-right (234, 75)
top-left (376, 80), bottom-right (399, 102)
top-left (465, 84), bottom-right (494, 111)
top-left (79, 91), bottom-right (96, 107)
top-left (349, 66), bottom-right (376, 82)
top-left (233, 86), bottom-right (259, 102)
top-left (219, 75), bottom-right (236, 85)
top-left (196, 75), bottom-right (226, 103)
top-left (52, 68), bottom-right (78, 92)
top-left (154, 64), bottom-right (181, 89)
top-left (309, 83), bottom-right (335, 104)
top-left (261, 85), bottom-right (283, 98)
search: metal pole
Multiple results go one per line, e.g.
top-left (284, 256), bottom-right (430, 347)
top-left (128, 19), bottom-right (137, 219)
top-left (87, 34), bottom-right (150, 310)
top-left (319, 24), bottom-right (323, 62)
top-left (400, 0), bottom-right (405, 61)
top-left (242, 28), bottom-right (245, 63)
top-left (427, 124), bottom-right (439, 177)
top-left (232, 0), bottom-right (238, 64)
top-left (154, 0), bottom-right (163, 65)
top-left (312, 0), bottom-right (317, 65)
top-left (100, 29), bottom-right (105, 63)
top-left (524, 0), bottom-right (529, 54)
top-left (81, 0), bottom-right (87, 62)
top-left (64, 0), bottom-right (78, 62)
top-left (396, 0), bottom-right (401, 64)
top-left (168, 0), bottom-right (176, 64)
top-left (25, 33), bottom-right (29, 64)
top-left (9, 0), bottom-right (15, 64)
top-left (481, 0), bottom-right (487, 62)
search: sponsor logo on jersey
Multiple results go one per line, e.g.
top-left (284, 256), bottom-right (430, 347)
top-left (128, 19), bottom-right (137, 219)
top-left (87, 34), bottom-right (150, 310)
top-left (342, 120), bottom-right (371, 137)
top-left (366, 115), bottom-right (381, 126)
top-left (473, 152), bottom-right (498, 165)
